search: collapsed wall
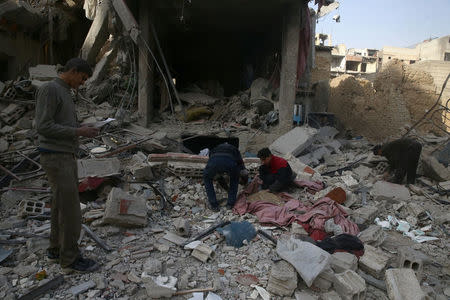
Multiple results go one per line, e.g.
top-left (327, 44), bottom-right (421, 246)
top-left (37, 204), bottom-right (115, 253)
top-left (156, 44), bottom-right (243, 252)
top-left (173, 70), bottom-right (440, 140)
top-left (329, 60), bottom-right (442, 142)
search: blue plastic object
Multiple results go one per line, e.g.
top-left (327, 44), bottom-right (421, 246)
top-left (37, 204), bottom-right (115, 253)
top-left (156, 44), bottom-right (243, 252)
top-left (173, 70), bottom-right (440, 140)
top-left (217, 221), bottom-right (257, 248)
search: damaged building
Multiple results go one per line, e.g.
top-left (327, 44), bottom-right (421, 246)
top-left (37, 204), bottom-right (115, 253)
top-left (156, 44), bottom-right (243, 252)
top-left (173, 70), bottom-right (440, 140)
top-left (0, 0), bottom-right (449, 300)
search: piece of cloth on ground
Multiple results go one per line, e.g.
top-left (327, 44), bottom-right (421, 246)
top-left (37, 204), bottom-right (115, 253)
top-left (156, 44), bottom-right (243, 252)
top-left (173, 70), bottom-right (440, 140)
top-left (233, 177), bottom-right (359, 237)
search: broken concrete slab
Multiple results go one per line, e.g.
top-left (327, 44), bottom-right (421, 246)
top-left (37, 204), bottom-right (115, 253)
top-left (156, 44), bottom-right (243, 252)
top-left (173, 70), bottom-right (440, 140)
top-left (86, 45), bottom-right (118, 86)
top-left (270, 126), bottom-right (318, 157)
top-left (330, 252), bottom-right (357, 273)
top-left (320, 290), bottom-right (342, 300)
top-left (357, 225), bottom-right (386, 247)
top-left (371, 181), bottom-right (410, 202)
top-left (334, 270), bottom-right (366, 300)
top-left (103, 188), bottom-right (148, 227)
top-left (77, 158), bottom-right (121, 179)
top-left (353, 165), bottom-right (372, 180)
top-left (267, 260), bottom-right (297, 296)
top-left (277, 236), bottom-right (331, 287)
top-left (81, 0), bottom-right (111, 65)
top-left (162, 231), bottom-right (187, 246)
top-left (28, 65), bottom-right (58, 81)
top-left (358, 244), bottom-right (391, 279)
top-left (421, 154), bottom-right (450, 181)
top-left (352, 205), bottom-right (379, 224)
top-left (143, 275), bottom-right (177, 298)
top-left (385, 269), bottom-right (425, 300)
top-left (69, 280), bottom-right (96, 296)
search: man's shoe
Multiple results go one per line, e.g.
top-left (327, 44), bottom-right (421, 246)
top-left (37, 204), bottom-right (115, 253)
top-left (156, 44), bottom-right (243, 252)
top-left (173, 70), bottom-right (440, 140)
top-left (62, 256), bottom-right (99, 274)
top-left (207, 203), bottom-right (220, 212)
top-left (226, 203), bottom-right (234, 210)
top-left (46, 249), bottom-right (59, 262)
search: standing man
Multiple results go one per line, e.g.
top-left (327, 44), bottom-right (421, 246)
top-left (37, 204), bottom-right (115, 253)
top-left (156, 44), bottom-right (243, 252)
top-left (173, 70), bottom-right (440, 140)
top-left (36, 58), bottom-right (99, 273)
top-left (373, 138), bottom-right (422, 184)
top-left (257, 147), bottom-right (295, 192)
top-left (203, 143), bottom-right (248, 211)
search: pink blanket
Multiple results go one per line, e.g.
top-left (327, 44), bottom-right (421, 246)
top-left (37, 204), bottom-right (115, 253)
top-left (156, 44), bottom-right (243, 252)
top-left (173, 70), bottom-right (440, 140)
top-left (233, 178), bottom-right (359, 236)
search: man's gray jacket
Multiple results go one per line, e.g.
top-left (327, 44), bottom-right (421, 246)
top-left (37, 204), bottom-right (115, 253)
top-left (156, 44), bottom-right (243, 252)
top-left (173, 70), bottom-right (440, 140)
top-left (35, 78), bottom-right (79, 154)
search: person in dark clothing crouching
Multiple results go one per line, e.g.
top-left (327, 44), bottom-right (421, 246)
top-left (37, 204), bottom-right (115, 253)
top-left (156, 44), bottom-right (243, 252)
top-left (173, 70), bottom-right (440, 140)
top-left (203, 143), bottom-right (249, 212)
top-left (257, 147), bottom-right (296, 192)
top-left (373, 138), bottom-right (422, 184)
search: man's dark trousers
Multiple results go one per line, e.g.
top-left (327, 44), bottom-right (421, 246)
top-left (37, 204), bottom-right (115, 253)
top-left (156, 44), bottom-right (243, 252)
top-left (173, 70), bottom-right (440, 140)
top-left (41, 152), bottom-right (81, 267)
top-left (259, 165), bottom-right (293, 192)
top-left (203, 156), bottom-right (240, 208)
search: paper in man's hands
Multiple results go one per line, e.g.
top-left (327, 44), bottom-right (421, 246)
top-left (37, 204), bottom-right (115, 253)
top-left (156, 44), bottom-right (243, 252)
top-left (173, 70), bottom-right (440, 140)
top-left (92, 118), bottom-right (115, 128)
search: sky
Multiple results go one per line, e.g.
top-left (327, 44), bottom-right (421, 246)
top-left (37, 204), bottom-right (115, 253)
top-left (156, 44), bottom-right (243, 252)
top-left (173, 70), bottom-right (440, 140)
top-left (313, 0), bottom-right (450, 50)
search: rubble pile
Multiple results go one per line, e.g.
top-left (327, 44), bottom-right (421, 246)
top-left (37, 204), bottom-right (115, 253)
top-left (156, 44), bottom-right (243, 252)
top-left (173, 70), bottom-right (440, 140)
top-left (329, 61), bottom-right (443, 142)
top-left (0, 103), bottom-right (449, 299)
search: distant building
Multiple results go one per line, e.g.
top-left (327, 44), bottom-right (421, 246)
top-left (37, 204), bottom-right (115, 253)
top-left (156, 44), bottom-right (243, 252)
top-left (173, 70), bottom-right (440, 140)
top-left (329, 44), bottom-right (379, 77)
top-left (379, 35), bottom-right (450, 68)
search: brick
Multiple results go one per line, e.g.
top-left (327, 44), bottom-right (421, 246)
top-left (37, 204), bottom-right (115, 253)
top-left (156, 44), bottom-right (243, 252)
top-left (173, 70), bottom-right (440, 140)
top-left (358, 245), bottom-right (391, 279)
top-left (352, 205), bottom-right (379, 224)
top-left (267, 260), bottom-right (297, 296)
top-left (191, 243), bottom-right (215, 262)
top-left (397, 247), bottom-right (426, 280)
top-left (330, 252), bottom-right (357, 273)
top-left (385, 269), bottom-right (426, 300)
top-left (358, 225), bottom-right (386, 246)
top-left (334, 270), bottom-right (366, 300)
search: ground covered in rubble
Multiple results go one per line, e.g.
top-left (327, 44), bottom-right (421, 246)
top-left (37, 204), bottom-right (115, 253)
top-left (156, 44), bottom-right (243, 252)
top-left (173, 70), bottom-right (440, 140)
top-left (0, 115), bottom-right (449, 299)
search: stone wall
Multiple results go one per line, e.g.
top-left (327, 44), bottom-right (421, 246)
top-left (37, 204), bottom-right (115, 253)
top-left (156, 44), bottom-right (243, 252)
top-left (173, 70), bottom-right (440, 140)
top-left (329, 60), bottom-right (442, 142)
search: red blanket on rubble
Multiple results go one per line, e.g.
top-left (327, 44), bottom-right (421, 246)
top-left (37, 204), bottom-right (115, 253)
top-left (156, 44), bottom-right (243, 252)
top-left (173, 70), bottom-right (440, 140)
top-left (233, 177), bottom-right (360, 241)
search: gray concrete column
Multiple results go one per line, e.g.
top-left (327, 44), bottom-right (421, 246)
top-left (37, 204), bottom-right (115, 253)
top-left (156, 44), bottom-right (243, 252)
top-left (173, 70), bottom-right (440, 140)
top-left (138, 0), bottom-right (154, 127)
top-left (278, 1), bottom-right (302, 133)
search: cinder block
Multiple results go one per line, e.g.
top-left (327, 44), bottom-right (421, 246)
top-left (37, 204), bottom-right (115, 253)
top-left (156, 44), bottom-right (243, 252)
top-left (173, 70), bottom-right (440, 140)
top-left (358, 244), bottom-right (391, 279)
top-left (330, 252), bottom-right (357, 273)
top-left (0, 103), bottom-right (25, 125)
top-left (267, 260), bottom-right (297, 296)
top-left (358, 225), bottom-right (386, 246)
top-left (334, 270), bottom-right (366, 300)
top-left (18, 200), bottom-right (45, 218)
top-left (313, 267), bottom-right (335, 291)
top-left (168, 161), bottom-right (205, 178)
top-left (173, 218), bottom-right (191, 237)
top-left (352, 205), bottom-right (379, 224)
top-left (397, 247), bottom-right (425, 280)
top-left (103, 188), bottom-right (147, 227)
top-left (385, 268), bottom-right (426, 300)
top-left (191, 243), bottom-right (215, 262)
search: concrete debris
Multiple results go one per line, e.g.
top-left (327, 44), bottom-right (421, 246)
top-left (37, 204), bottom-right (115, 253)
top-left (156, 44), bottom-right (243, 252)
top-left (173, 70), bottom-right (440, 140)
top-left (421, 154), bottom-right (450, 181)
top-left (352, 205), bottom-right (379, 224)
top-left (277, 236), bottom-right (331, 287)
top-left (28, 65), bottom-right (58, 81)
top-left (173, 218), bottom-right (191, 237)
top-left (357, 225), bottom-right (386, 246)
top-left (371, 181), bottom-right (410, 202)
top-left (334, 270), bottom-right (366, 300)
top-left (358, 244), bottom-right (391, 279)
top-left (267, 260), bottom-right (297, 296)
top-left (143, 275), bottom-right (177, 298)
top-left (103, 187), bottom-right (148, 227)
top-left (385, 269), bottom-right (426, 300)
top-left (330, 252), bottom-right (357, 273)
top-left (191, 242), bottom-right (215, 262)
top-left (77, 158), bottom-right (121, 179)
top-left (270, 126), bottom-right (318, 156)
top-left (69, 280), bottom-right (96, 296)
